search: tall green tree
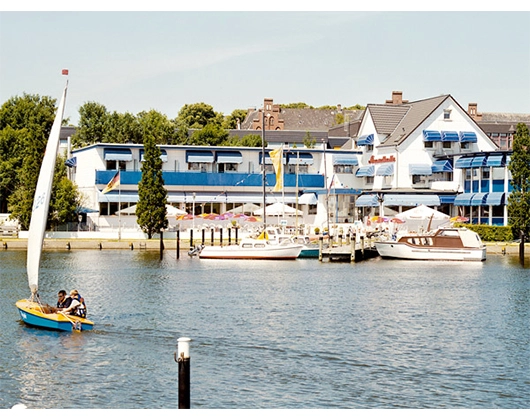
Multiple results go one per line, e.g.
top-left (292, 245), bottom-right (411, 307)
top-left (508, 122), bottom-right (530, 239)
top-left (71, 102), bottom-right (109, 148)
top-left (48, 156), bottom-right (82, 229)
top-left (136, 113), bottom-right (168, 239)
top-left (0, 93), bottom-right (55, 213)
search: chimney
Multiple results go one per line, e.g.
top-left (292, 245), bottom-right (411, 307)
top-left (386, 91), bottom-right (407, 105)
top-left (468, 103), bottom-right (482, 121)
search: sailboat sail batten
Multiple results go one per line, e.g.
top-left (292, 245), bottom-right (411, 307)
top-left (26, 83), bottom-right (68, 294)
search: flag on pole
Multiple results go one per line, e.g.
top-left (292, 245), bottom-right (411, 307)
top-left (269, 146), bottom-right (283, 192)
top-left (102, 171), bottom-right (120, 194)
top-left (62, 69), bottom-right (69, 75)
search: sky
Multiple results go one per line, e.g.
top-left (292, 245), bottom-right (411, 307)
top-left (1, 2), bottom-right (529, 125)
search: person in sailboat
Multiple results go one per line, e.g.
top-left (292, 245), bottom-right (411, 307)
top-left (60, 289), bottom-right (87, 318)
top-left (56, 290), bottom-right (72, 309)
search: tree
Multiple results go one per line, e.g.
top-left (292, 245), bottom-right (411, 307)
top-left (507, 122), bottom-right (530, 239)
top-left (137, 110), bottom-right (175, 144)
top-left (104, 111), bottom-right (143, 144)
top-left (71, 102), bottom-right (109, 148)
top-left (48, 156), bottom-right (82, 229)
top-left (175, 102), bottom-right (223, 129)
top-left (136, 114), bottom-right (168, 239)
top-left (303, 131), bottom-right (316, 148)
top-left (189, 124), bottom-right (229, 146)
top-left (222, 109), bottom-right (248, 129)
top-left (0, 93), bottom-right (56, 213)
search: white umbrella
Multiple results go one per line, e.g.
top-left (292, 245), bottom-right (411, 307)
top-left (395, 205), bottom-right (450, 231)
top-left (116, 204), bottom-right (186, 216)
top-left (230, 203), bottom-right (261, 214)
top-left (253, 202), bottom-right (303, 216)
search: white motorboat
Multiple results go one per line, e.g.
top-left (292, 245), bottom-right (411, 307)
top-left (375, 227), bottom-right (487, 261)
top-left (198, 230), bottom-right (303, 260)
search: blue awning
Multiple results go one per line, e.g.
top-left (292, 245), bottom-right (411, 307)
top-left (260, 152), bottom-right (286, 165)
top-left (423, 130), bottom-right (442, 142)
top-left (439, 195), bottom-right (456, 204)
top-left (357, 134), bottom-right (374, 145)
top-left (186, 151), bottom-right (214, 163)
top-left (471, 192), bottom-right (488, 206)
top-left (216, 151), bottom-right (243, 164)
top-left (288, 152), bottom-right (313, 165)
top-left (65, 157), bottom-right (77, 167)
top-left (409, 164), bottom-right (433, 175)
top-left (441, 131), bottom-right (460, 142)
top-left (471, 156), bottom-right (487, 167)
top-left (376, 163), bottom-right (394, 176)
top-left (333, 156), bottom-right (359, 166)
top-left (486, 192), bottom-right (505, 206)
top-left (355, 165), bottom-right (375, 177)
top-left (383, 194), bottom-right (441, 206)
top-left (459, 131), bottom-right (478, 143)
top-left (140, 149), bottom-right (168, 162)
top-left (104, 148), bottom-right (132, 161)
top-left (454, 193), bottom-right (475, 206)
top-left (455, 157), bottom-right (473, 169)
top-left (431, 159), bottom-right (453, 173)
top-left (486, 155), bottom-right (505, 167)
top-left (355, 194), bottom-right (379, 207)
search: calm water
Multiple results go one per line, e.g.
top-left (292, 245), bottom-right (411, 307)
top-left (0, 249), bottom-right (529, 409)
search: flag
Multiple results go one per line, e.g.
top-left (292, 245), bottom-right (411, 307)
top-left (269, 146), bottom-right (283, 192)
top-left (62, 69), bottom-right (69, 75)
top-left (102, 171), bottom-right (120, 194)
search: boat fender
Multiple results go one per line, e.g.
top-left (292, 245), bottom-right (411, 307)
top-left (66, 242), bottom-right (71, 250)
top-left (2, 242), bottom-right (7, 249)
top-left (98, 242), bottom-right (102, 250)
top-left (129, 242), bottom-right (134, 250)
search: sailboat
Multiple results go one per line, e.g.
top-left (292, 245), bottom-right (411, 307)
top-left (15, 78), bottom-right (94, 332)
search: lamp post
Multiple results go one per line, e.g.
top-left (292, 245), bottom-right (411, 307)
top-left (322, 138), bottom-right (330, 242)
top-left (78, 214), bottom-right (82, 232)
top-left (261, 111), bottom-right (269, 229)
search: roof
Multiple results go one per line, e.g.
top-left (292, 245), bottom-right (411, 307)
top-left (242, 108), bottom-right (364, 131)
top-left (366, 95), bottom-right (451, 147)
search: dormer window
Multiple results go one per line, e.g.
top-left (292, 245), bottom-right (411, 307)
top-left (444, 109), bottom-right (452, 120)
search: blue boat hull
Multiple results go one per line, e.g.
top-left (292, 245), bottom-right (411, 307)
top-left (16, 300), bottom-right (94, 332)
top-left (298, 248), bottom-right (320, 258)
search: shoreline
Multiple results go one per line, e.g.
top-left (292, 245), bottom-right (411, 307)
top-left (1, 237), bottom-right (528, 255)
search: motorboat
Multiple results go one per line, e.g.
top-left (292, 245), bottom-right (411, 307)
top-left (374, 227), bottom-right (487, 261)
top-left (292, 236), bottom-right (320, 258)
top-left (198, 230), bottom-right (303, 260)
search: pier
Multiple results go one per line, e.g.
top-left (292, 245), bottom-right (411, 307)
top-left (318, 234), bottom-right (379, 262)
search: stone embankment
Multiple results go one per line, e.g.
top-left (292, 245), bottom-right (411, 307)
top-left (1, 237), bottom-right (528, 254)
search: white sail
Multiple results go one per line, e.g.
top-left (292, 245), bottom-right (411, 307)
top-left (26, 82), bottom-right (68, 294)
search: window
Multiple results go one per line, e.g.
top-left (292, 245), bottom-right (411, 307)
top-left (106, 160), bottom-right (126, 171)
top-left (218, 163), bottom-right (238, 173)
top-left (482, 167), bottom-right (490, 179)
top-left (365, 176), bottom-right (374, 185)
top-left (465, 169), bottom-right (472, 181)
top-left (461, 142), bottom-right (470, 150)
top-left (366, 144), bottom-right (374, 152)
top-left (333, 165), bottom-right (354, 174)
top-left (188, 162), bottom-right (209, 172)
top-left (442, 141), bottom-right (452, 149)
top-left (424, 141), bottom-right (433, 149)
top-left (444, 109), bottom-right (452, 120)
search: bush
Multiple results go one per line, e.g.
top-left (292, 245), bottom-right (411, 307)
top-left (456, 223), bottom-right (513, 242)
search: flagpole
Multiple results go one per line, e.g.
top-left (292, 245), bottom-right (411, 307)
top-left (282, 143), bottom-right (285, 224)
top-left (118, 169), bottom-right (121, 241)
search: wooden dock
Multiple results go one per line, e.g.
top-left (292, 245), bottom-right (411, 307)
top-left (318, 235), bottom-right (380, 262)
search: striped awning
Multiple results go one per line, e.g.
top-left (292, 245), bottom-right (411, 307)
top-left (288, 152), bottom-right (314, 165)
top-left (471, 192), bottom-right (488, 206)
top-left (65, 157), bottom-right (77, 167)
top-left (104, 148), bottom-right (132, 161)
top-left (455, 157), bottom-right (473, 169)
top-left (216, 151), bottom-right (243, 164)
top-left (486, 155), bottom-right (505, 167)
top-left (376, 163), bottom-right (394, 176)
top-left (459, 131), bottom-right (478, 143)
top-left (423, 130), bottom-right (442, 142)
top-left (140, 149), bottom-right (168, 162)
top-left (439, 195), bottom-right (456, 204)
top-left (355, 194), bottom-right (379, 207)
top-left (186, 151), bottom-right (214, 163)
top-left (357, 134), bottom-right (374, 146)
top-left (431, 159), bottom-right (453, 173)
top-left (454, 193), bottom-right (475, 206)
top-left (383, 194), bottom-right (440, 206)
top-left (485, 192), bottom-right (505, 205)
top-left (441, 131), bottom-right (460, 142)
top-left (260, 152), bottom-right (286, 165)
top-left (355, 165), bottom-right (375, 177)
top-left (298, 193), bottom-right (318, 205)
top-left (333, 156), bottom-right (359, 166)
top-left (409, 163), bottom-right (433, 175)
top-left (471, 156), bottom-right (487, 168)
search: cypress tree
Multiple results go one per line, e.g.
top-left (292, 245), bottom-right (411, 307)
top-left (136, 131), bottom-right (168, 239)
top-left (507, 122), bottom-right (530, 240)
